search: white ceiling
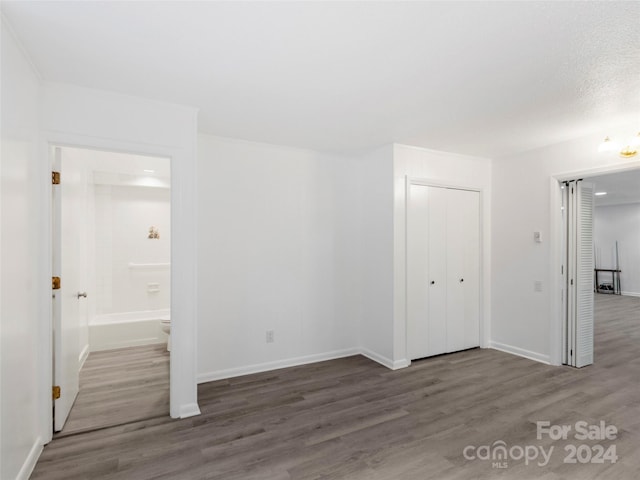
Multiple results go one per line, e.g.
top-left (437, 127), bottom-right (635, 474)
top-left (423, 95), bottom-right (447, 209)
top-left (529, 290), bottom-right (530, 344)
top-left (589, 169), bottom-right (640, 207)
top-left (3, 1), bottom-right (639, 157)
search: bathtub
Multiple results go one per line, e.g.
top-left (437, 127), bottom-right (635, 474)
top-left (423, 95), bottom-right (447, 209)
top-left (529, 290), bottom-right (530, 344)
top-left (89, 309), bottom-right (169, 351)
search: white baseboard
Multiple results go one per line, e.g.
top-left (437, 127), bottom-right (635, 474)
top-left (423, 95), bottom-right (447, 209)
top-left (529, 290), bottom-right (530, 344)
top-left (197, 342), bottom-right (552, 386)
top-left (622, 291), bottom-right (640, 298)
top-left (79, 344), bottom-right (89, 369)
top-left (359, 348), bottom-right (409, 370)
top-left (197, 348), bottom-right (359, 383)
top-left (489, 341), bottom-right (550, 365)
top-left (178, 403), bottom-right (201, 419)
top-left (392, 358), bottom-right (411, 369)
top-left (16, 436), bottom-right (43, 480)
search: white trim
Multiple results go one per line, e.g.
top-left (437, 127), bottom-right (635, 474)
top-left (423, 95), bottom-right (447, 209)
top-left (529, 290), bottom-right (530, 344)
top-left (15, 436), bottom-right (43, 480)
top-left (488, 341), bottom-right (550, 365)
top-left (178, 403), bottom-right (201, 419)
top-left (549, 178), bottom-right (564, 366)
top-left (621, 291), bottom-right (640, 298)
top-left (359, 348), bottom-right (397, 370)
top-left (79, 344), bottom-right (89, 370)
top-left (391, 358), bottom-right (411, 369)
top-left (407, 177), bottom-right (483, 193)
top-left (38, 138), bottom-right (54, 445)
top-left (39, 130), bottom-right (200, 444)
top-left (554, 162), bottom-right (640, 183)
top-left (197, 348), bottom-right (360, 383)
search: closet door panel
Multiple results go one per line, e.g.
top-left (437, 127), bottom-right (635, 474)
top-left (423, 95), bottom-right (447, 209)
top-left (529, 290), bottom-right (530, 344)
top-left (407, 184), bottom-right (430, 359)
top-left (427, 186), bottom-right (448, 356)
top-left (461, 190), bottom-right (481, 349)
top-left (446, 188), bottom-right (480, 352)
top-left (445, 188), bottom-right (467, 352)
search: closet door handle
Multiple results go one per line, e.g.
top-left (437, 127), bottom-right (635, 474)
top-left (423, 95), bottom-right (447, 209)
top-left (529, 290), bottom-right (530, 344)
top-left (430, 281), bottom-right (435, 285)
top-left (459, 278), bottom-right (464, 283)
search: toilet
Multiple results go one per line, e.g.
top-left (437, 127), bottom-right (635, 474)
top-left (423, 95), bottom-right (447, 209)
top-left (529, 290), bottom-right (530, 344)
top-left (160, 317), bottom-right (171, 352)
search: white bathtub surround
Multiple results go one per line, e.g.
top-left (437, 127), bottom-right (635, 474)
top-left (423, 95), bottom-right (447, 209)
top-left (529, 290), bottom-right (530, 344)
top-left (88, 174), bottom-right (171, 351)
top-left (89, 309), bottom-right (170, 351)
top-left (94, 183), bottom-right (171, 318)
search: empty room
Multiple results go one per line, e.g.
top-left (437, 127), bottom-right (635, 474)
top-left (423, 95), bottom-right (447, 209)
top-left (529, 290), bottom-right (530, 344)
top-left (1, 1), bottom-right (640, 479)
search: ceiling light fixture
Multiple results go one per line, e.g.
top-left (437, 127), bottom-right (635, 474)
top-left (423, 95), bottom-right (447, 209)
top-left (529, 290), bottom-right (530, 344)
top-left (594, 192), bottom-right (607, 196)
top-left (598, 132), bottom-right (640, 158)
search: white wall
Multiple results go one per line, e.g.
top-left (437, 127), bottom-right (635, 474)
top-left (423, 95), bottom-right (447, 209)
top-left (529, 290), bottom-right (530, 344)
top-left (196, 135), bottom-right (361, 381)
top-left (0, 17), bottom-right (45, 480)
top-left (595, 203), bottom-right (640, 296)
top-left (358, 145), bottom-right (395, 365)
top-left (492, 129), bottom-right (640, 365)
top-left (393, 144), bottom-right (492, 366)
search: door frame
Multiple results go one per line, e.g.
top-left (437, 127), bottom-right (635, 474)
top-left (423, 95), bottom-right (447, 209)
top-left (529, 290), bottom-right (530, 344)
top-left (38, 133), bottom-right (200, 444)
top-left (549, 160), bottom-right (640, 366)
top-left (403, 177), bottom-right (488, 365)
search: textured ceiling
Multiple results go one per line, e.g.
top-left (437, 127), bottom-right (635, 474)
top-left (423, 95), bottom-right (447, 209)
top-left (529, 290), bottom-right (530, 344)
top-left (2, 1), bottom-right (639, 157)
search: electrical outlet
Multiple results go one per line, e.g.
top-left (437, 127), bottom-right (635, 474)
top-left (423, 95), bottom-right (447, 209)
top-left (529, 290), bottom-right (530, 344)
top-left (534, 281), bottom-right (543, 292)
top-left (266, 330), bottom-right (275, 343)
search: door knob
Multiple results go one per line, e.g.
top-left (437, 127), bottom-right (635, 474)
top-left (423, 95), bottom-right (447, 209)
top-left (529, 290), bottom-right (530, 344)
top-left (430, 281), bottom-right (435, 285)
top-left (77, 292), bottom-right (87, 298)
top-left (459, 278), bottom-right (464, 283)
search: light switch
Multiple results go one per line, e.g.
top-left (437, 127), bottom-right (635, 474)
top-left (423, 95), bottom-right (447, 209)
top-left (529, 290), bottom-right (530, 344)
top-left (534, 231), bottom-right (542, 243)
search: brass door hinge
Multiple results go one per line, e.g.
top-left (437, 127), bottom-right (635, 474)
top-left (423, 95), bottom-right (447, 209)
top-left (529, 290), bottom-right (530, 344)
top-left (52, 385), bottom-right (61, 400)
top-left (52, 171), bottom-right (60, 185)
top-left (52, 276), bottom-right (61, 290)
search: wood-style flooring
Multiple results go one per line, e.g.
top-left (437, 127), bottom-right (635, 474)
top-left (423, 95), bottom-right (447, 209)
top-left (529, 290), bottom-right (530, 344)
top-left (32, 294), bottom-right (640, 479)
top-left (56, 344), bottom-right (169, 437)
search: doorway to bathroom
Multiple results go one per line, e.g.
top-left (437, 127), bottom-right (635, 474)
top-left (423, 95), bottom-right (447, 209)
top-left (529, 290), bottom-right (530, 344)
top-left (52, 145), bottom-right (171, 436)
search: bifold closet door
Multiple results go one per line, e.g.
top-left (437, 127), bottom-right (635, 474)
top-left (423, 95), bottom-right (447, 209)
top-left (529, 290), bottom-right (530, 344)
top-left (564, 180), bottom-right (594, 368)
top-left (407, 184), bottom-right (446, 359)
top-left (407, 184), bottom-right (447, 359)
top-left (407, 184), bottom-right (480, 361)
top-left (445, 188), bottom-right (480, 352)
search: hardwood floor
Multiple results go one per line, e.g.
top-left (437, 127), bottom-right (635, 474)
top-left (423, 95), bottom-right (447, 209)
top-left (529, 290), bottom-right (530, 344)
top-left (33, 294), bottom-right (640, 479)
top-left (56, 344), bottom-right (169, 437)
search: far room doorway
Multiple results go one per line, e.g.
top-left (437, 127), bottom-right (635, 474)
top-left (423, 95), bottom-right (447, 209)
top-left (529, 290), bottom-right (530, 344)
top-left (559, 168), bottom-right (640, 368)
top-left (52, 145), bottom-right (172, 435)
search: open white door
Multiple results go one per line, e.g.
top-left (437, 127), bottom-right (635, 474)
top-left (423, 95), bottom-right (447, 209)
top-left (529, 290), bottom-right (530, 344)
top-left (52, 146), bottom-right (88, 431)
top-left (564, 180), bottom-right (594, 368)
